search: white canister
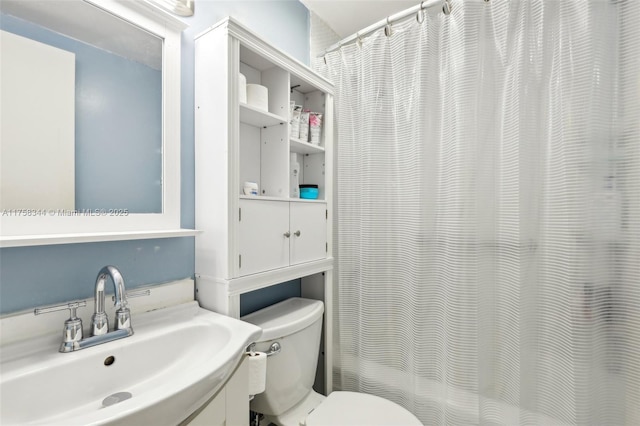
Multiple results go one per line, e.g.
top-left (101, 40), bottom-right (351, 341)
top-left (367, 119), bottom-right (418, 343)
top-left (246, 84), bottom-right (269, 112)
top-left (238, 73), bottom-right (247, 104)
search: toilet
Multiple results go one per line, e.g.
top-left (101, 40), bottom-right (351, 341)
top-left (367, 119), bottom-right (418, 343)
top-left (241, 297), bottom-right (423, 426)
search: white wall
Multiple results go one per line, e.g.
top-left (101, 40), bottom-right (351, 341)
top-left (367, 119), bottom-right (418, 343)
top-left (309, 12), bottom-right (341, 70)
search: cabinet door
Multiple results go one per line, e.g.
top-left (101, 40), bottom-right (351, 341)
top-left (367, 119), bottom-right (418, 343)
top-left (289, 202), bottom-right (327, 266)
top-left (238, 199), bottom-right (289, 276)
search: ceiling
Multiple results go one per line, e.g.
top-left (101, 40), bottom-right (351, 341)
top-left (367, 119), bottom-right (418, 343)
top-left (300, 0), bottom-right (418, 38)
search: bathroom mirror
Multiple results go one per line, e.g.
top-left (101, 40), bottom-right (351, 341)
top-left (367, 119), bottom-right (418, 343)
top-left (0, 0), bottom-right (189, 246)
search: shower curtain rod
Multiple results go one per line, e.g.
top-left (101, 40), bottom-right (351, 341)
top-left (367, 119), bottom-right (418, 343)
top-left (318, 0), bottom-right (450, 58)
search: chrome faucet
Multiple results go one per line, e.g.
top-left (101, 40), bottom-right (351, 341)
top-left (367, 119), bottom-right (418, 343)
top-left (91, 265), bottom-right (131, 336)
top-left (34, 265), bottom-right (145, 353)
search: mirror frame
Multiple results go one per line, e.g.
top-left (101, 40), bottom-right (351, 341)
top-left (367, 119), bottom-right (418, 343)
top-left (0, 0), bottom-right (193, 247)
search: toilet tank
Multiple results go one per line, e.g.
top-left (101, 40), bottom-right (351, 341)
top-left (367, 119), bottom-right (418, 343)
top-left (241, 298), bottom-right (324, 416)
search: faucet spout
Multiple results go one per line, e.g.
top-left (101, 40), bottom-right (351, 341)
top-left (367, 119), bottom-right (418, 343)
top-left (91, 265), bottom-right (131, 336)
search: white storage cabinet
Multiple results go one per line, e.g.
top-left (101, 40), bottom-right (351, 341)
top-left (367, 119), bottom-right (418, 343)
top-left (238, 199), bottom-right (327, 276)
top-left (194, 18), bottom-right (334, 391)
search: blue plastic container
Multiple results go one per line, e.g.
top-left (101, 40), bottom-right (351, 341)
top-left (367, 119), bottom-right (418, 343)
top-left (299, 184), bottom-right (319, 199)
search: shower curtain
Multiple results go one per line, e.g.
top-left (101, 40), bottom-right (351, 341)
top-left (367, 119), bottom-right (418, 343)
top-left (319, 1), bottom-right (640, 424)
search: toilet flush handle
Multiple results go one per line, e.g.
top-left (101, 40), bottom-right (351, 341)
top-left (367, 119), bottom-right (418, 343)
top-left (265, 342), bottom-right (281, 357)
top-left (245, 341), bottom-right (281, 356)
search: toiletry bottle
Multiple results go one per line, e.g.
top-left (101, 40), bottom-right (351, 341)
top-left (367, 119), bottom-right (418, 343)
top-left (290, 153), bottom-right (300, 198)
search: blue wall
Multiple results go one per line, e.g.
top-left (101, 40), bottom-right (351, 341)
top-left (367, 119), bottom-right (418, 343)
top-left (0, 239), bottom-right (194, 312)
top-left (240, 279), bottom-right (301, 317)
top-left (0, 1), bottom-right (309, 315)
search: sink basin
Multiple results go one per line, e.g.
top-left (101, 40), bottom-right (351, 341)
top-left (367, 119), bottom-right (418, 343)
top-left (0, 301), bottom-right (262, 425)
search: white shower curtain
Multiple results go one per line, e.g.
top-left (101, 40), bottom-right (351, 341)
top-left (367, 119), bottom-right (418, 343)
top-left (320, 0), bottom-right (640, 424)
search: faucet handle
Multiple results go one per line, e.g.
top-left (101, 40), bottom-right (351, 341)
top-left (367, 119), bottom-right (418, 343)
top-left (34, 301), bottom-right (87, 351)
top-left (34, 300), bottom-right (87, 317)
top-left (111, 289), bottom-right (148, 332)
top-left (110, 289), bottom-right (149, 331)
top-left (114, 307), bottom-right (132, 331)
top-left (111, 288), bottom-right (150, 302)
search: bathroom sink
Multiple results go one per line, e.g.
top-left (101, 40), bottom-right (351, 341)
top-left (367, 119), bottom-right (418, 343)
top-left (0, 301), bottom-right (262, 425)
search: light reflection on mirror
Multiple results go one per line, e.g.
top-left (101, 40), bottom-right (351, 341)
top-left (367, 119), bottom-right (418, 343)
top-left (0, 0), bottom-right (163, 214)
top-left (146, 0), bottom-right (194, 17)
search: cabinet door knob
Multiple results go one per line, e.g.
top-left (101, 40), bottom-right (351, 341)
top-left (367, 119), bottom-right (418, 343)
top-left (284, 231), bottom-right (291, 238)
top-left (294, 230), bottom-right (301, 237)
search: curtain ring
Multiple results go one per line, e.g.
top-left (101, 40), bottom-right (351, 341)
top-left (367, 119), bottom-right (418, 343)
top-left (384, 17), bottom-right (392, 37)
top-left (416, 2), bottom-right (425, 23)
top-left (443, 0), bottom-right (452, 15)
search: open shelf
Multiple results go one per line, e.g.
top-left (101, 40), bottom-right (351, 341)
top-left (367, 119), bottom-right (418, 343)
top-left (239, 103), bottom-right (286, 127)
top-left (290, 138), bottom-right (325, 154)
top-left (239, 195), bottom-right (326, 203)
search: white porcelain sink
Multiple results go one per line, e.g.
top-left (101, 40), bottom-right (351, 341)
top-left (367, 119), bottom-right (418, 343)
top-left (0, 301), bottom-right (262, 425)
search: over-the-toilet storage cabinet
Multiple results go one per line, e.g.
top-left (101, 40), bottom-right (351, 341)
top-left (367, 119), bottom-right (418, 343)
top-left (194, 18), bottom-right (334, 391)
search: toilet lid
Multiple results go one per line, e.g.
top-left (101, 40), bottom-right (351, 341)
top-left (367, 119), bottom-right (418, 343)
top-left (304, 391), bottom-right (423, 426)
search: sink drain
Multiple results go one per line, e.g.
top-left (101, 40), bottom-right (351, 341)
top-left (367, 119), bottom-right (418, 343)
top-left (102, 391), bottom-right (132, 407)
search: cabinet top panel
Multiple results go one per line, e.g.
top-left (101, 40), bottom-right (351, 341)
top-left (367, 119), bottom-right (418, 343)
top-left (196, 17), bottom-right (334, 95)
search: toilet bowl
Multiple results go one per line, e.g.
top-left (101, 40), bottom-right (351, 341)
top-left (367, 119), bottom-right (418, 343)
top-left (241, 298), bottom-right (422, 426)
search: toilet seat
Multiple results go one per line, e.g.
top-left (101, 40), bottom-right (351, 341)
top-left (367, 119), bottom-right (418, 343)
top-left (303, 391), bottom-right (423, 426)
